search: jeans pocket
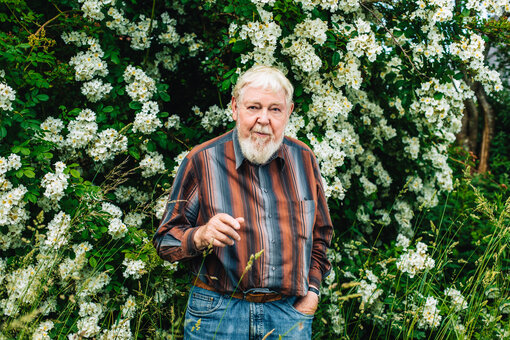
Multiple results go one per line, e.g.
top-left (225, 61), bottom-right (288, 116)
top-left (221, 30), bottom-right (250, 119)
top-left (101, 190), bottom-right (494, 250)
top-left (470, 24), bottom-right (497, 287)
top-left (187, 287), bottom-right (224, 316)
top-left (284, 297), bottom-right (315, 319)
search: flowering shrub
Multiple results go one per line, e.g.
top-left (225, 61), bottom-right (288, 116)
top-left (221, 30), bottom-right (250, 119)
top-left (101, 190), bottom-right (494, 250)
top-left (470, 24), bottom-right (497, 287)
top-left (0, 0), bottom-right (508, 338)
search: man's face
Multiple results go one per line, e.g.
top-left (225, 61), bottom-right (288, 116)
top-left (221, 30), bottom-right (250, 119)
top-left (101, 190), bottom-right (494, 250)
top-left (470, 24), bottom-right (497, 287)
top-left (231, 85), bottom-right (293, 164)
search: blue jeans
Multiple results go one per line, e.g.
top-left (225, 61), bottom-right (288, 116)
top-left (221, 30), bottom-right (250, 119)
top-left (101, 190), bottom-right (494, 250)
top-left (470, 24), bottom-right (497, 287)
top-left (183, 286), bottom-right (314, 340)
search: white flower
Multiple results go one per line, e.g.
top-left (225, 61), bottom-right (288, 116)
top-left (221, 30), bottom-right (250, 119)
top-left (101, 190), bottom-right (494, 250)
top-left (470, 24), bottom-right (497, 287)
top-left (65, 109), bottom-right (98, 149)
top-left (121, 295), bottom-right (137, 318)
top-left (0, 82), bottom-right (16, 111)
top-left (132, 101), bottom-right (162, 134)
top-left (140, 151), bottom-right (166, 177)
top-left (40, 117), bottom-right (65, 147)
top-left (418, 296), bottom-right (442, 329)
top-left (41, 162), bottom-right (70, 202)
top-left (396, 241), bottom-right (435, 278)
top-left (122, 258), bottom-right (145, 279)
top-left (44, 211), bottom-right (71, 250)
top-left (101, 202), bottom-right (123, 220)
top-left (81, 79), bottom-right (113, 102)
top-left (88, 128), bottom-right (128, 163)
top-left (32, 320), bottom-right (54, 340)
top-left (124, 65), bottom-right (156, 102)
top-left (445, 287), bottom-right (468, 312)
top-left (108, 218), bottom-right (128, 239)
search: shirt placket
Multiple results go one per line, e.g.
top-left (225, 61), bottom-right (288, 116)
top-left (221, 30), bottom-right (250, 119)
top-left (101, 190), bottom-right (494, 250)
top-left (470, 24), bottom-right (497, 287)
top-left (257, 165), bottom-right (279, 289)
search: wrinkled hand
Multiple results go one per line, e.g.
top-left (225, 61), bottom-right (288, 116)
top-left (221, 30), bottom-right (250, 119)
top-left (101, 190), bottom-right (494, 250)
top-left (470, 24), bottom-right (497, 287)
top-left (193, 213), bottom-right (244, 250)
top-left (293, 290), bottom-right (319, 315)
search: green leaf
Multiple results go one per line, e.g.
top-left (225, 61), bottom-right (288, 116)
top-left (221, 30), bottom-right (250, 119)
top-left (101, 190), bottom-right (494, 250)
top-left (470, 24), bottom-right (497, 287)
top-left (453, 72), bottom-right (464, 80)
top-left (332, 51), bottom-right (341, 67)
top-left (103, 106), bottom-right (114, 113)
top-left (221, 78), bottom-right (231, 92)
top-left (129, 101), bottom-right (142, 110)
top-left (159, 91), bottom-right (170, 102)
top-left (70, 169), bottom-right (81, 178)
top-left (25, 192), bottom-right (37, 204)
top-left (232, 40), bottom-right (249, 53)
top-left (36, 94), bottom-right (49, 101)
top-left (23, 169), bottom-right (35, 178)
top-left (129, 147), bottom-right (140, 160)
top-left (89, 257), bottom-right (98, 268)
top-left (0, 126), bottom-right (7, 139)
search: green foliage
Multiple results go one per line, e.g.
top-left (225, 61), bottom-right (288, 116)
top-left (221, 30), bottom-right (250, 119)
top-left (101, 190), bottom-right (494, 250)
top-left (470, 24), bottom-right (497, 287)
top-left (0, 0), bottom-right (508, 338)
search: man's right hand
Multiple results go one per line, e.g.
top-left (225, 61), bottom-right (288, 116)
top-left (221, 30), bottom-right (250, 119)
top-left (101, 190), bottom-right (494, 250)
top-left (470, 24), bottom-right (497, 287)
top-left (193, 213), bottom-right (244, 251)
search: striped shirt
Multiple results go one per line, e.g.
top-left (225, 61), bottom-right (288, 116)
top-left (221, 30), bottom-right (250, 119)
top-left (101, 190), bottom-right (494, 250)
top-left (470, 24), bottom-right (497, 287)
top-left (153, 129), bottom-right (333, 297)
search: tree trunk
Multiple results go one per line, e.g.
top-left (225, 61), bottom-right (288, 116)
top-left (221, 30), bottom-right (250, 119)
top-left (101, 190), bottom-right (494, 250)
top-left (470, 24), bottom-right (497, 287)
top-left (476, 85), bottom-right (495, 173)
top-left (457, 97), bottom-right (479, 152)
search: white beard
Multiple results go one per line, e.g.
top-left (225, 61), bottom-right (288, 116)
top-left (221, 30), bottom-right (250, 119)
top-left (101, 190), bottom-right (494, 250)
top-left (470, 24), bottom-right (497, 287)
top-left (237, 124), bottom-right (284, 165)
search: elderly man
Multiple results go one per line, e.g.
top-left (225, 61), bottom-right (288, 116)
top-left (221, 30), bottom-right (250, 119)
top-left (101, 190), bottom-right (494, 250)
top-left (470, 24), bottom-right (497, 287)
top-left (153, 65), bottom-right (333, 339)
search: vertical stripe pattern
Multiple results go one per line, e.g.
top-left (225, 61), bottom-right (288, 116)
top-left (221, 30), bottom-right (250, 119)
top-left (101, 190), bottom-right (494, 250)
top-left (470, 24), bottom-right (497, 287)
top-left (153, 129), bottom-right (333, 297)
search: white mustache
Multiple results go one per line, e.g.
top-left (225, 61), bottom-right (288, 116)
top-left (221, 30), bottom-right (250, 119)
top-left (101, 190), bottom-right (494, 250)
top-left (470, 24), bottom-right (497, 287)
top-left (251, 125), bottom-right (272, 135)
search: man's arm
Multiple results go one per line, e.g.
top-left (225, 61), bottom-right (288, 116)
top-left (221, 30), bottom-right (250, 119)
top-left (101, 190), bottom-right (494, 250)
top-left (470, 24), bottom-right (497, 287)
top-left (307, 152), bottom-right (334, 289)
top-left (152, 156), bottom-right (202, 262)
top-left (294, 152), bottom-right (334, 314)
top-left (153, 155), bottom-right (245, 262)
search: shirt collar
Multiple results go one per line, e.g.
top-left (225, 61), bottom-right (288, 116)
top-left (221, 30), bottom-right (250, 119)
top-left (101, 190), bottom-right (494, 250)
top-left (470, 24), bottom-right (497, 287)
top-left (232, 127), bottom-right (286, 170)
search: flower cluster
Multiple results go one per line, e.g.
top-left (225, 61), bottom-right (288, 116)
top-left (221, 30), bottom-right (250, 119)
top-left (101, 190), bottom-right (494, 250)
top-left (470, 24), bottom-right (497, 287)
top-left (40, 117), bottom-right (65, 147)
top-left (345, 18), bottom-right (383, 62)
top-left (65, 109), bottom-right (98, 149)
top-left (122, 258), bottom-right (146, 279)
top-left (106, 8), bottom-right (152, 50)
top-left (357, 270), bottom-right (383, 306)
top-left (32, 320), bottom-right (54, 340)
top-left (88, 128), bottom-right (128, 163)
top-left (139, 151), bottom-right (166, 177)
top-left (396, 239), bottom-right (435, 278)
top-left (132, 101), bottom-right (162, 134)
top-left (0, 82), bottom-right (16, 111)
top-left (0, 154), bottom-right (28, 251)
top-left (234, 8), bottom-right (282, 65)
top-left (78, 0), bottom-right (112, 21)
top-left (124, 65), bottom-right (156, 102)
top-left (75, 301), bottom-right (104, 337)
top-left (81, 79), bottom-right (113, 102)
top-left (445, 287), bottom-right (468, 312)
top-left (44, 211), bottom-right (71, 250)
top-left (41, 162), bottom-right (69, 203)
top-left (417, 296), bottom-right (442, 329)
top-left (68, 38), bottom-right (108, 81)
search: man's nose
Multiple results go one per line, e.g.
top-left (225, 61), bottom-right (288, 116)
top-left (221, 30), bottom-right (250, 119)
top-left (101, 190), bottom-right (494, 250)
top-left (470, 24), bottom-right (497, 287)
top-left (257, 108), bottom-right (270, 124)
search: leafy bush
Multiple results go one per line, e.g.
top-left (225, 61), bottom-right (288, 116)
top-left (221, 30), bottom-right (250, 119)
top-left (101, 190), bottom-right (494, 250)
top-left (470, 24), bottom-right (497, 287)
top-left (0, 0), bottom-right (508, 338)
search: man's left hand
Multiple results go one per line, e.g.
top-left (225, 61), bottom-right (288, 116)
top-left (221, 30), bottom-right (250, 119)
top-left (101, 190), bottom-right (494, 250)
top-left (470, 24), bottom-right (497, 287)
top-left (293, 290), bottom-right (319, 315)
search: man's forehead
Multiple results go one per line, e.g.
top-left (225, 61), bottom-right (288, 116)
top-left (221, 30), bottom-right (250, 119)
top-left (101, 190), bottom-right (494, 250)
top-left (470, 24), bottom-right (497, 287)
top-left (241, 86), bottom-right (286, 104)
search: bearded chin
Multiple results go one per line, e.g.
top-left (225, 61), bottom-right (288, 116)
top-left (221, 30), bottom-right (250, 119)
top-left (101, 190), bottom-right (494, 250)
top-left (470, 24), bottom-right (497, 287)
top-left (237, 125), bottom-right (284, 165)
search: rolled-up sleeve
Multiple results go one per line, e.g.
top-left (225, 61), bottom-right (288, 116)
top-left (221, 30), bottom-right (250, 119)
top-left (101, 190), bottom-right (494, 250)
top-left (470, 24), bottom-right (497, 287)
top-left (152, 156), bottom-right (201, 262)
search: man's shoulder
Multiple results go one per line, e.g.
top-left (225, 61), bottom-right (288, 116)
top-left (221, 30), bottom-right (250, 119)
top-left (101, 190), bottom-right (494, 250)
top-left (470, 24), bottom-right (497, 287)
top-left (283, 135), bottom-right (314, 154)
top-left (186, 130), bottom-right (234, 160)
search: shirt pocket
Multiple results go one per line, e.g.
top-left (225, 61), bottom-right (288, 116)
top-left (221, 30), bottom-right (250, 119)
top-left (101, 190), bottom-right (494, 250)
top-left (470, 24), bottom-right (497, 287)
top-left (295, 199), bottom-right (316, 240)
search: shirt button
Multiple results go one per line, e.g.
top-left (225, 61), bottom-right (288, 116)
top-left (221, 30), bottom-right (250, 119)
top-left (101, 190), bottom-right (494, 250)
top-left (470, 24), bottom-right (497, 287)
top-left (263, 188), bottom-right (267, 193)
top-left (271, 239), bottom-right (275, 244)
top-left (268, 213), bottom-right (272, 218)
top-left (272, 266), bottom-right (276, 271)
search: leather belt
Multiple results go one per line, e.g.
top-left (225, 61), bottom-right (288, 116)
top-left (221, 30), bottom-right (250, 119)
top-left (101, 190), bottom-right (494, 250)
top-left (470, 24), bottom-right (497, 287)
top-left (192, 276), bottom-right (284, 303)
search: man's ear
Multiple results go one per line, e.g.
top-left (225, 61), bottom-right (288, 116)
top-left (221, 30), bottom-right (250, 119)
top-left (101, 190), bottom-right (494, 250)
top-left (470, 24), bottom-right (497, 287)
top-left (288, 102), bottom-right (294, 117)
top-left (231, 96), bottom-right (238, 121)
